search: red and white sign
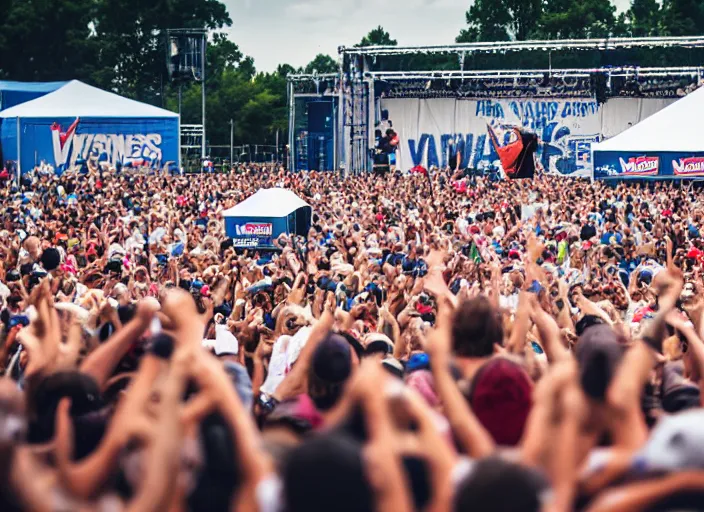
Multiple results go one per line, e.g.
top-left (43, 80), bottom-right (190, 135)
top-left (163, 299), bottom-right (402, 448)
top-left (673, 157), bottom-right (704, 176)
top-left (619, 156), bottom-right (659, 176)
top-left (235, 223), bottom-right (272, 236)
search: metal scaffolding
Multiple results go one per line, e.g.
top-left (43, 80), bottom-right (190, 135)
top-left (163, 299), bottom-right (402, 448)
top-left (334, 36), bottom-right (704, 174)
top-left (339, 36), bottom-right (704, 57)
top-left (286, 73), bottom-right (340, 172)
top-left (366, 66), bottom-right (704, 80)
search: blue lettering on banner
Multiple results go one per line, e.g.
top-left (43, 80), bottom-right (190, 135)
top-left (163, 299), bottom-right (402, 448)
top-left (408, 135), bottom-right (428, 167)
top-left (475, 100), bottom-right (505, 119)
top-left (405, 99), bottom-right (601, 177)
top-left (426, 135), bottom-right (439, 169)
top-left (51, 118), bottom-right (164, 170)
top-left (561, 101), bottom-right (599, 118)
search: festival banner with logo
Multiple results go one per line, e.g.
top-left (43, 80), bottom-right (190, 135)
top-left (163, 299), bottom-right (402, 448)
top-left (232, 222), bottom-right (274, 248)
top-left (224, 215), bottom-right (291, 249)
top-left (618, 156), bottom-right (660, 176)
top-left (0, 116), bottom-right (179, 174)
top-left (381, 97), bottom-right (674, 178)
top-left (594, 152), bottom-right (704, 179)
top-left (673, 157), bottom-right (704, 177)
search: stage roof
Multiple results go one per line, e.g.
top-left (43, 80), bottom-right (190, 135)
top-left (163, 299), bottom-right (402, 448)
top-left (222, 189), bottom-right (311, 218)
top-left (0, 80), bottom-right (178, 119)
top-left (593, 87), bottom-right (704, 153)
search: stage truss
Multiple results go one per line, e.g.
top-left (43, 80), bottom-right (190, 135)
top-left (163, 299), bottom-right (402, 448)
top-left (286, 73), bottom-right (339, 172)
top-left (284, 37), bottom-right (704, 174)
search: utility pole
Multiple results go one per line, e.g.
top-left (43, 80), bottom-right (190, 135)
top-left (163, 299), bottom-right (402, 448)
top-left (229, 118), bottom-right (234, 170)
top-left (178, 83), bottom-right (182, 117)
top-left (201, 32), bottom-right (207, 164)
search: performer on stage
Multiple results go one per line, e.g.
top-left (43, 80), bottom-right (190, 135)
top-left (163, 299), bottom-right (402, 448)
top-left (487, 121), bottom-right (539, 179)
top-left (373, 128), bottom-right (399, 177)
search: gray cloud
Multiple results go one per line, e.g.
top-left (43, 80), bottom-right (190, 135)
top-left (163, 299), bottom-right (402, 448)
top-left (223, 0), bottom-right (633, 72)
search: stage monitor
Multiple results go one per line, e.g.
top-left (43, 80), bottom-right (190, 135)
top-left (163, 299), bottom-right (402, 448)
top-left (166, 31), bottom-right (205, 83)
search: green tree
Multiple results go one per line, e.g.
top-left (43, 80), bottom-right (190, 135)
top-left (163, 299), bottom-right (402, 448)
top-left (625, 0), bottom-right (662, 36)
top-left (660, 0), bottom-right (704, 35)
top-left (457, 0), bottom-right (540, 42)
top-left (358, 26), bottom-right (397, 47)
top-left (208, 32), bottom-right (244, 78)
top-left (90, 0), bottom-right (232, 101)
top-left (537, 0), bottom-right (618, 38)
top-left (0, 0), bottom-right (99, 81)
top-left (276, 64), bottom-right (298, 77)
top-left (167, 35), bottom-right (291, 149)
top-left (304, 54), bottom-right (338, 74)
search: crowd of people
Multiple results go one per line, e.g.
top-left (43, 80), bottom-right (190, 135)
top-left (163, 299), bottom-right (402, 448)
top-left (2, 163), bottom-right (704, 511)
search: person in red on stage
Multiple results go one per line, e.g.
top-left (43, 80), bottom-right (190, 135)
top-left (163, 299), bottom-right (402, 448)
top-left (487, 122), bottom-right (539, 179)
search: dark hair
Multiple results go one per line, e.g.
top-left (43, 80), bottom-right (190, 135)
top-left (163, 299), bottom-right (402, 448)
top-left (451, 297), bottom-right (503, 358)
top-left (283, 434), bottom-right (373, 512)
top-left (188, 412), bottom-right (241, 512)
top-left (28, 371), bottom-right (104, 443)
top-left (454, 457), bottom-right (547, 512)
top-left (307, 369), bottom-right (347, 411)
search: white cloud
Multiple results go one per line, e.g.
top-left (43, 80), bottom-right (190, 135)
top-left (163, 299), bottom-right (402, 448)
top-left (285, 1), bottom-right (344, 22)
top-left (223, 0), bottom-right (636, 72)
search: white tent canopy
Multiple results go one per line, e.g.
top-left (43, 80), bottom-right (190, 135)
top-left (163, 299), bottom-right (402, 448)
top-left (222, 188), bottom-right (311, 218)
top-left (593, 86), bottom-right (704, 153)
top-left (0, 80), bottom-right (178, 119)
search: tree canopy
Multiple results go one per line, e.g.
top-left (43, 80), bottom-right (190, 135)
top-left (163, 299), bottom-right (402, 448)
top-left (357, 26), bottom-right (398, 47)
top-left (457, 0), bottom-right (704, 42)
top-left (1, 1), bottom-right (704, 149)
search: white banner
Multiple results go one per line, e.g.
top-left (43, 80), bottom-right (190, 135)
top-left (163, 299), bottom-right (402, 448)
top-left (381, 97), bottom-right (675, 178)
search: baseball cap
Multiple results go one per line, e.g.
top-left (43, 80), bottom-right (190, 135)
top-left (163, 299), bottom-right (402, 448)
top-left (634, 409), bottom-right (704, 473)
top-left (575, 323), bottom-right (624, 401)
top-left (364, 333), bottom-right (394, 357)
top-left (308, 333), bottom-right (353, 411)
top-left (661, 361), bottom-right (701, 413)
top-left (469, 357), bottom-right (533, 446)
top-left (312, 333), bottom-right (352, 383)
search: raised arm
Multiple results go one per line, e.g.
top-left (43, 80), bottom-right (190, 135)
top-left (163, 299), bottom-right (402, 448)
top-left (125, 350), bottom-right (186, 512)
top-left (607, 270), bottom-right (683, 451)
top-left (530, 296), bottom-right (572, 364)
top-left (80, 299), bottom-right (160, 389)
top-left (428, 295), bottom-right (495, 458)
top-left (272, 308), bottom-right (334, 402)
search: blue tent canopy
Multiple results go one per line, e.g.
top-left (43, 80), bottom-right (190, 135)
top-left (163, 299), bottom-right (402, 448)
top-left (222, 189), bottom-right (312, 249)
top-left (0, 80), bottom-right (179, 173)
top-left (0, 81), bottom-right (67, 111)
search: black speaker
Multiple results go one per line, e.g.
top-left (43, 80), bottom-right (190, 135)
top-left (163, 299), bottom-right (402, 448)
top-left (307, 101), bottom-right (332, 133)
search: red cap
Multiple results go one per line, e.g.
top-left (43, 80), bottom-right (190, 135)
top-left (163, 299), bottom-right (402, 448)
top-left (687, 247), bottom-right (702, 260)
top-left (469, 358), bottom-right (533, 446)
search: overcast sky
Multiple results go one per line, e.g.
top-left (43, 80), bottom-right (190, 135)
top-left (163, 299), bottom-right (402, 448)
top-left (223, 0), bottom-right (631, 73)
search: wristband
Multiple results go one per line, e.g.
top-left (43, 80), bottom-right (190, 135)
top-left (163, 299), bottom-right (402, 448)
top-left (258, 393), bottom-right (279, 416)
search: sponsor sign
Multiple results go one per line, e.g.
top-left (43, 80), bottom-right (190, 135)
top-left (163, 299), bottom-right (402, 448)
top-left (234, 223), bottom-right (273, 236)
top-left (673, 157), bottom-right (704, 177)
top-left (51, 117), bottom-right (164, 170)
top-left (232, 223), bottom-right (274, 248)
top-left (232, 238), bottom-right (261, 248)
top-left (618, 156), bottom-right (659, 176)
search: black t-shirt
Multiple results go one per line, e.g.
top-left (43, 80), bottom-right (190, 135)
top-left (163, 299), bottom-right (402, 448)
top-left (581, 224), bottom-right (597, 241)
